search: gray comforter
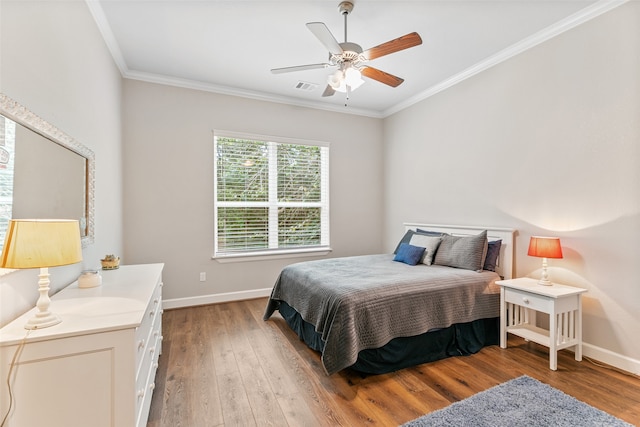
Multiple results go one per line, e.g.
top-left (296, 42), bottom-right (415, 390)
top-left (263, 254), bottom-right (500, 375)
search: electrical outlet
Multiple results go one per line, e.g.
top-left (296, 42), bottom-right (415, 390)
top-left (199, 272), bottom-right (206, 282)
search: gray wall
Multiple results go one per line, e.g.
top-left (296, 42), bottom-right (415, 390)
top-left (383, 2), bottom-right (640, 371)
top-left (122, 80), bottom-right (384, 302)
top-left (0, 1), bottom-right (123, 325)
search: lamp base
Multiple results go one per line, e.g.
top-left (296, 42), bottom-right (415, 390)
top-left (538, 257), bottom-right (553, 286)
top-left (537, 278), bottom-right (553, 286)
top-left (24, 312), bottom-right (62, 330)
top-left (23, 267), bottom-right (63, 329)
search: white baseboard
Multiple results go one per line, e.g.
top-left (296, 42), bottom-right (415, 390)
top-left (162, 288), bottom-right (272, 310)
top-left (582, 342), bottom-right (640, 376)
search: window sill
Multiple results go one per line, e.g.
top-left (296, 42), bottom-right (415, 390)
top-left (213, 247), bottom-right (332, 263)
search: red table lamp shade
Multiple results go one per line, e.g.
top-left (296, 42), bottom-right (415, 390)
top-left (528, 236), bottom-right (563, 259)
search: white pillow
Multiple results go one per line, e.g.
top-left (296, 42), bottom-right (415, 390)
top-left (409, 234), bottom-right (442, 265)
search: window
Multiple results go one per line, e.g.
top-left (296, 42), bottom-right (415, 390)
top-left (214, 131), bottom-right (329, 258)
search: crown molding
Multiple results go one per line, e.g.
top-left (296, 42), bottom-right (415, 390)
top-left (86, 0), bottom-right (627, 119)
top-left (123, 70), bottom-right (383, 118)
top-left (85, 0), bottom-right (129, 74)
top-left (383, 0), bottom-right (629, 117)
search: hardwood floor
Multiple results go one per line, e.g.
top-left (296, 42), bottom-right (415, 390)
top-left (147, 298), bottom-right (640, 426)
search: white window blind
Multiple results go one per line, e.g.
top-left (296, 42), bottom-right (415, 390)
top-left (214, 132), bottom-right (329, 257)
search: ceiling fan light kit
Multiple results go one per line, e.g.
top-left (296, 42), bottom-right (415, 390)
top-left (271, 1), bottom-right (422, 103)
top-left (328, 67), bottom-right (364, 93)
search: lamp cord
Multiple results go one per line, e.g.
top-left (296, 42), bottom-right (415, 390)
top-left (1, 330), bottom-right (31, 427)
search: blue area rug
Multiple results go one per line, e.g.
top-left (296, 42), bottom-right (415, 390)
top-left (402, 375), bottom-right (634, 427)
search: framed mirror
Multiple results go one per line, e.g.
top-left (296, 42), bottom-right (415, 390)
top-left (0, 93), bottom-right (95, 253)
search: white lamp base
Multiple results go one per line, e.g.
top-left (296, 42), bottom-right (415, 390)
top-left (25, 312), bottom-right (62, 330)
top-left (538, 257), bottom-right (553, 286)
top-left (24, 267), bottom-right (62, 330)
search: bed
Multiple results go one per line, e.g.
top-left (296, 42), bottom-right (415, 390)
top-left (263, 223), bottom-right (515, 375)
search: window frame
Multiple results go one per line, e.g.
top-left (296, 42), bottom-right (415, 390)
top-left (213, 130), bottom-right (331, 262)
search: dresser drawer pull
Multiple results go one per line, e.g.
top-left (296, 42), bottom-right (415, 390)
top-left (137, 389), bottom-right (144, 399)
top-left (522, 297), bottom-right (530, 304)
top-left (149, 310), bottom-right (155, 317)
top-left (150, 346), bottom-right (156, 354)
top-left (153, 362), bottom-right (159, 369)
top-left (138, 339), bottom-right (145, 350)
top-left (149, 382), bottom-right (156, 391)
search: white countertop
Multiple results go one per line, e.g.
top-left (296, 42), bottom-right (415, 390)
top-left (0, 263), bottom-right (164, 346)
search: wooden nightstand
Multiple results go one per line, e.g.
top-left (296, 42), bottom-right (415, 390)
top-left (496, 277), bottom-right (587, 370)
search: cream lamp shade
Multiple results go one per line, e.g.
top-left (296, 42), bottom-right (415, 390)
top-left (527, 236), bottom-right (563, 286)
top-left (0, 219), bottom-right (83, 329)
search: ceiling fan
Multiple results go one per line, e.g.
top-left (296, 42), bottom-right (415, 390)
top-left (271, 1), bottom-right (422, 99)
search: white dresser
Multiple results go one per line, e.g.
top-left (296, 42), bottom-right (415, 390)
top-left (0, 263), bottom-right (164, 427)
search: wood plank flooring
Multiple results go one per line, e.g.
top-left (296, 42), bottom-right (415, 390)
top-left (147, 298), bottom-right (640, 426)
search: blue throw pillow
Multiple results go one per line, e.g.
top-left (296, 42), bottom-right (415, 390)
top-left (393, 243), bottom-right (426, 266)
top-left (483, 239), bottom-right (502, 272)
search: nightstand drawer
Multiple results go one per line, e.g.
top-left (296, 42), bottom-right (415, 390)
top-left (504, 288), bottom-right (552, 313)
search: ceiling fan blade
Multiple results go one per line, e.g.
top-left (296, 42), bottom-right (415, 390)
top-left (361, 32), bottom-right (422, 61)
top-left (321, 84), bottom-right (336, 97)
top-left (306, 22), bottom-right (343, 55)
top-left (361, 66), bottom-right (404, 87)
top-left (271, 63), bottom-right (331, 74)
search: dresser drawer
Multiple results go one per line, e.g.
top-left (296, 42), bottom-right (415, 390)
top-left (136, 314), bottom-right (161, 379)
top-left (135, 320), bottom-right (162, 426)
top-left (135, 281), bottom-right (162, 371)
top-left (504, 288), bottom-right (552, 313)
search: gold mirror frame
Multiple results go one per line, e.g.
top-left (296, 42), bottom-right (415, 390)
top-left (0, 93), bottom-right (95, 248)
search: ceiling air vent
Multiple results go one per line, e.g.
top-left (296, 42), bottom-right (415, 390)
top-left (294, 81), bottom-right (318, 92)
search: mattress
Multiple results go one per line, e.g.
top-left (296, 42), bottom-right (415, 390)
top-left (263, 254), bottom-right (501, 374)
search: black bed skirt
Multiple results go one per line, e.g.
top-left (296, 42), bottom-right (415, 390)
top-left (278, 301), bottom-right (499, 375)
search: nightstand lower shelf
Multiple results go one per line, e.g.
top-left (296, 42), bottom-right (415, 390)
top-left (506, 323), bottom-right (581, 352)
top-left (507, 324), bottom-right (550, 346)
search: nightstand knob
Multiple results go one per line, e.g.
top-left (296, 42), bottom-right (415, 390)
top-left (523, 297), bottom-right (530, 304)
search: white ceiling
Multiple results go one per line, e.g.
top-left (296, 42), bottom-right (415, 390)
top-left (88, 0), bottom-right (616, 117)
